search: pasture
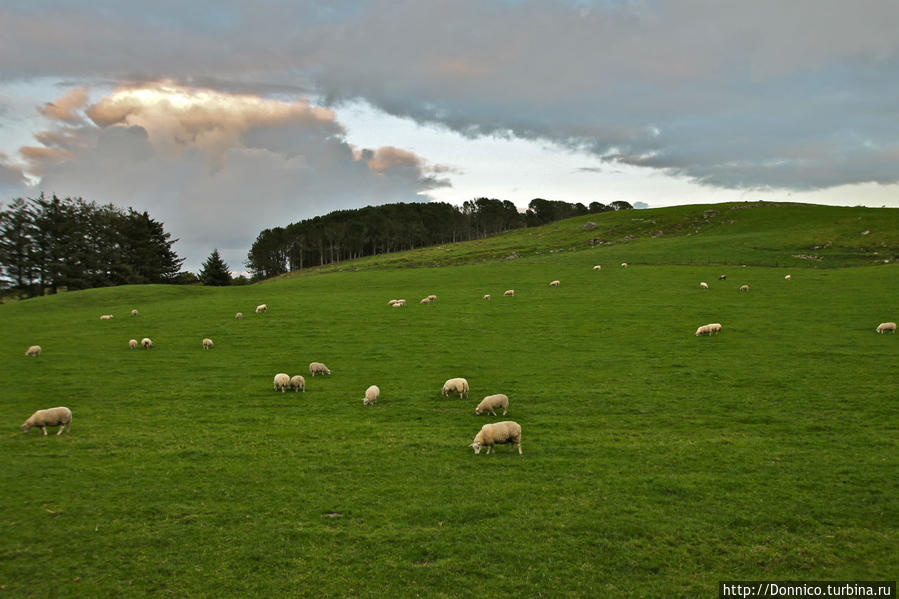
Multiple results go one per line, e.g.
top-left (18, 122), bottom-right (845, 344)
top-left (1, 245), bottom-right (897, 597)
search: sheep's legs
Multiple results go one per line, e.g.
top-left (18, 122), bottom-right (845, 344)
top-left (41, 426), bottom-right (47, 435)
top-left (57, 425), bottom-right (65, 435)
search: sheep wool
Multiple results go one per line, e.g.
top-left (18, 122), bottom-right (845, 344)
top-left (141, 337), bottom-right (153, 349)
top-left (202, 338), bottom-right (214, 350)
top-left (273, 373), bottom-right (290, 392)
top-left (420, 297), bottom-right (431, 304)
top-left (475, 394), bottom-right (509, 416)
top-left (128, 339), bottom-right (138, 349)
top-left (442, 377), bottom-right (469, 399)
top-left (549, 280), bottom-right (560, 287)
top-left (363, 385), bottom-right (380, 406)
top-left (784, 275), bottom-right (791, 280)
top-left (309, 362), bottom-right (331, 376)
top-left (503, 290), bottom-right (515, 297)
top-left (21, 407), bottom-right (72, 436)
top-left (876, 322), bottom-right (896, 334)
top-left (470, 421), bottom-right (522, 455)
top-left (235, 312), bottom-right (243, 320)
top-left (700, 282), bottom-right (709, 289)
top-left (131, 309), bottom-right (139, 316)
top-left (621, 262), bottom-right (628, 268)
top-left (739, 285), bottom-right (750, 292)
top-left (593, 265), bottom-right (602, 271)
top-left (290, 375), bottom-right (306, 392)
top-left (100, 314), bottom-right (114, 320)
top-left (427, 295), bottom-right (437, 302)
top-left (25, 345), bottom-right (41, 357)
top-left (255, 304), bottom-right (267, 313)
top-left (483, 294), bottom-right (491, 300)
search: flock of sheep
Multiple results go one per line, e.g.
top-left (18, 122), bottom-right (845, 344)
top-left (18, 265), bottom-right (896, 444)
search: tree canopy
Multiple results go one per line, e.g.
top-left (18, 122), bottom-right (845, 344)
top-left (199, 249), bottom-right (232, 286)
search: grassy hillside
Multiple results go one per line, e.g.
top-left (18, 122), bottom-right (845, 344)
top-left (305, 201), bottom-right (899, 274)
top-left (1, 206), bottom-right (897, 598)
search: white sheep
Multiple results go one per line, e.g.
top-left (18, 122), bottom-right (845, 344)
top-left (470, 421), bottom-right (522, 455)
top-left (695, 324), bottom-right (712, 337)
top-left (876, 322), bottom-right (896, 334)
top-left (739, 284), bottom-right (749, 292)
top-left (475, 394), bottom-right (509, 416)
top-left (202, 338), bottom-right (214, 350)
top-left (25, 345), bottom-right (41, 357)
top-left (100, 314), bottom-right (113, 320)
top-left (503, 289), bottom-right (515, 297)
top-left (362, 385), bottom-right (380, 406)
top-left (235, 312), bottom-right (243, 320)
top-left (700, 282), bottom-right (709, 289)
top-left (21, 407), bottom-right (72, 436)
top-left (290, 375), bottom-right (306, 392)
top-left (621, 262), bottom-right (628, 268)
top-left (128, 339), bottom-right (138, 349)
top-left (708, 323), bottom-right (722, 334)
top-left (273, 373), bottom-right (290, 392)
top-left (483, 294), bottom-right (491, 300)
top-left (309, 362), bottom-right (331, 376)
top-left (420, 297), bottom-right (431, 304)
top-left (141, 337), bottom-right (153, 349)
top-left (442, 377), bottom-right (469, 398)
top-left (131, 309), bottom-right (138, 317)
top-left (392, 302), bottom-right (403, 308)
top-left (427, 295), bottom-right (437, 302)
top-left (784, 275), bottom-right (791, 280)
top-left (719, 274), bottom-right (727, 280)
top-left (255, 303), bottom-right (267, 313)
top-left (593, 265), bottom-right (602, 271)
top-left (388, 299), bottom-right (398, 305)
top-left (549, 280), bottom-right (560, 287)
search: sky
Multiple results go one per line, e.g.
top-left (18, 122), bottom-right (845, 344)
top-left (1, 0), bottom-right (898, 273)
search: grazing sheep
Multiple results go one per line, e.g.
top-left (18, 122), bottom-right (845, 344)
top-left (273, 373), bottom-right (290, 392)
top-left (739, 284), bottom-right (749, 292)
top-left (100, 314), bottom-right (113, 320)
top-left (388, 299), bottom-right (398, 305)
top-left (784, 275), bottom-right (792, 280)
top-left (549, 280), bottom-right (560, 287)
top-left (442, 377), bottom-right (469, 399)
top-left (420, 297), bottom-right (431, 304)
top-left (427, 295), bottom-right (437, 302)
top-left (503, 289), bottom-right (515, 297)
top-left (128, 339), bottom-right (138, 349)
top-left (394, 299), bottom-right (406, 307)
top-left (876, 322), bottom-right (896, 334)
top-left (21, 407), bottom-right (72, 436)
top-left (719, 274), bottom-right (727, 280)
top-left (392, 302), bottom-right (403, 308)
top-left (695, 324), bottom-right (712, 336)
top-left (202, 338), bottom-right (214, 350)
top-left (309, 362), bottom-right (331, 376)
top-left (621, 262), bottom-right (628, 268)
top-left (700, 282), bottom-right (709, 289)
top-left (363, 385), bottom-right (380, 406)
top-left (483, 294), bottom-right (491, 300)
top-left (255, 303), bottom-right (267, 313)
top-left (141, 337), bottom-right (153, 349)
top-left (593, 265), bottom-right (602, 271)
top-left (470, 421), bottom-right (522, 455)
top-left (235, 312), bottom-right (243, 320)
top-left (708, 323), bottom-right (722, 334)
top-left (290, 375), bottom-right (306, 392)
top-left (25, 345), bottom-right (41, 357)
top-left (131, 309), bottom-right (138, 317)
top-left (475, 394), bottom-right (509, 416)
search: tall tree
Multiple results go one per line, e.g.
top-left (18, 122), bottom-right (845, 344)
top-left (199, 249), bottom-right (232, 286)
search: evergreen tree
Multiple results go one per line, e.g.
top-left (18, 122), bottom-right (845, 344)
top-left (199, 249), bottom-right (232, 286)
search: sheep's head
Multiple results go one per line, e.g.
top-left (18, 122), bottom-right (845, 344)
top-left (475, 408), bottom-right (482, 415)
top-left (470, 441), bottom-right (483, 454)
top-left (21, 421), bottom-right (31, 432)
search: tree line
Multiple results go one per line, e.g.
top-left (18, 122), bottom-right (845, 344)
top-left (246, 198), bottom-right (632, 280)
top-left (0, 194), bottom-right (184, 297)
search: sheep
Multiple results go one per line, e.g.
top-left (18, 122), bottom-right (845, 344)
top-left (309, 362), bottom-right (331, 376)
top-left (503, 289), bottom-right (515, 297)
top-left (290, 375), bottom-right (306, 392)
top-left (131, 309), bottom-right (138, 317)
top-left (549, 280), bottom-right (560, 287)
top-left (470, 421), bottom-right (522, 455)
top-left (695, 324), bottom-right (712, 336)
top-left (719, 274), bottom-right (727, 280)
top-left (427, 295), bottom-right (437, 302)
top-left (100, 314), bottom-right (114, 320)
top-left (141, 337), bottom-right (153, 349)
top-left (388, 299), bottom-right (398, 305)
top-left (25, 345), bottom-right (42, 357)
top-left (235, 312), bottom-right (243, 320)
top-left (255, 303), bottom-right (267, 313)
top-left (441, 377), bottom-right (469, 399)
top-left (708, 323), bottom-right (722, 334)
top-left (202, 338), bottom-right (214, 350)
top-left (621, 262), bottom-right (628, 268)
top-left (362, 385), bottom-right (380, 406)
top-left (392, 302), bottom-right (403, 308)
top-left (128, 339), bottom-right (138, 349)
top-left (739, 284), bottom-right (749, 292)
top-left (420, 297), bottom-right (431, 304)
top-left (21, 407), bottom-right (72, 436)
top-left (483, 294), bottom-right (491, 300)
top-left (475, 394), bottom-right (509, 416)
top-left (876, 322), bottom-right (896, 334)
top-left (273, 373), bottom-right (290, 392)
top-left (394, 299), bottom-right (406, 307)
top-left (784, 275), bottom-right (792, 280)
top-left (593, 265), bottom-right (602, 271)
top-left (700, 282), bottom-right (709, 289)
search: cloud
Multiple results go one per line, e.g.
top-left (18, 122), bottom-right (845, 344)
top-left (36, 87), bottom-right (88, 123)
top-left (19, 83), bottom-right (449, 271)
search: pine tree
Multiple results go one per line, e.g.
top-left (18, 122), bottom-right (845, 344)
top-left (199, 249), bottom-right (231, 286)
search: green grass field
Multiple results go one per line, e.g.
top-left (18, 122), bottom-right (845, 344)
top-left (1, 203), bottom-right (897, 597)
